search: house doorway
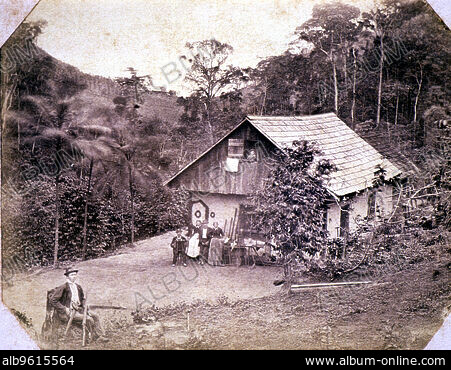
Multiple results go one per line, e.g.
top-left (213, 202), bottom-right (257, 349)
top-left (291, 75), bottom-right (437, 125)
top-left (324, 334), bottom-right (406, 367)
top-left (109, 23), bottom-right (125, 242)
top-left (190, 199), bottom-right (209, 225)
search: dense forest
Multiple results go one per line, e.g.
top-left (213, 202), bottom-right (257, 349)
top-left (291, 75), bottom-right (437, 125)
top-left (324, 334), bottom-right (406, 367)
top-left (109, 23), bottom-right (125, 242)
top-left (1, 0), bottom-right (449, 269)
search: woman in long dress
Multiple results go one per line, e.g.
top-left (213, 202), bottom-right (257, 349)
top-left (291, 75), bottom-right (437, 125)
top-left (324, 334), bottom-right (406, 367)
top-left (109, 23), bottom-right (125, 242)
top-left (208, 222), bottom-right (224, 266)
top-left (186, 220), bottom-right (201, 260)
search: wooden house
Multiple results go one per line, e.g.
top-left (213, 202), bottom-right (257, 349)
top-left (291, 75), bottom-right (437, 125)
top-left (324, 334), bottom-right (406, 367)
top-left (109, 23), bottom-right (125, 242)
top-left (165, 113), bottom-right (402, 240)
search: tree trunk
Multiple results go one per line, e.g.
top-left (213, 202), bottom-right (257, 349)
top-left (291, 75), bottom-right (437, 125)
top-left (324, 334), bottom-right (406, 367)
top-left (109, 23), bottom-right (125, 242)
top-left (343, 45), bottom-right (348, 102)
top-left (260, 77), bottom-right (267, 115)
top-left (1, 74), bottom-right (14, 131)
top-left (205, 100), bottom-right (215, 145)
top-left (376, 36), bottom-right (384, 125)
top-left (332, 59), bottom-right (339, 114)
top-left (81, 158), bottom-right (94, 260)
top-left (351, 48), bottom-right (357, 128)
top-left (53, 175), bottom-right (60, 268)
top-left (413, 68), bottom-right (423, 123)
top-left (394, 86), bottom-right (399, 126)
top-left (128, 165), bottom-right (135, 244)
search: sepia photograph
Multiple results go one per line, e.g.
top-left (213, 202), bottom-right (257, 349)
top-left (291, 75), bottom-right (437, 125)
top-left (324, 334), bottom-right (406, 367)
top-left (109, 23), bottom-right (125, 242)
top-left (0, 0), bottom-right (450, 355)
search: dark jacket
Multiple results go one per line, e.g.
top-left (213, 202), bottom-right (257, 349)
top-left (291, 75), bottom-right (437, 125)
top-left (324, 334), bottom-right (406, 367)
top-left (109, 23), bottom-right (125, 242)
top-left (190, 225), bottom-right (201, 237)
top-left (171, 235), bottom-right (188, 251)
top-left (49, 282), bottom-right (85, 314)
top-left (209, 227), bottom-right (224, 238)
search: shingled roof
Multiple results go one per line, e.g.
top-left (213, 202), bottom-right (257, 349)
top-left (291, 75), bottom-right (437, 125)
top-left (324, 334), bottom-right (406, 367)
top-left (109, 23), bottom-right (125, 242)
top-left (247, 113), bottom-right (402, 196)
top-left (354, 121), bottom-right (422, 177)
top-left (166, 113), bottom-right (402, 197)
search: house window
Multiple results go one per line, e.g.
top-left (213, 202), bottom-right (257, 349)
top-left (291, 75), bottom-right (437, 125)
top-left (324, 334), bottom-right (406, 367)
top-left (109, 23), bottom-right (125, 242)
top-left (228, 139), bottom-right (244, 158)
top-left (243, 140), bottom-right (259, 161)
top-left (367, 191), bottom-right (376, 219)
top-left (340, 204), bottom-right (350, 237)
top-left (238, 205), bottom-right (264, 239)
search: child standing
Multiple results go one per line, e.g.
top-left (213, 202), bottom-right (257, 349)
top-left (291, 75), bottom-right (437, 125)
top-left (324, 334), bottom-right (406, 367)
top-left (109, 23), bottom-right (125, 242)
top-left (171, 228), bottom-right (188, 267)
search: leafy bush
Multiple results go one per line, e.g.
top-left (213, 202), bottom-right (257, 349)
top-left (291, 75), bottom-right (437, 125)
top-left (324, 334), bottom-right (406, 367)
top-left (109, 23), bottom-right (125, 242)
top-left (2, 172), bottom-right (189, 266)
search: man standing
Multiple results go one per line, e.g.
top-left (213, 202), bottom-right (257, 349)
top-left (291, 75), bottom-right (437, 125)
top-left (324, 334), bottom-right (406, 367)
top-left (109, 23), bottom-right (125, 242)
top-left (49, 267), bottom-right (108, 343)
top-left (171, 228), bottom-right (188, 267)
top-left (198, 220), bottom-right (212, 265)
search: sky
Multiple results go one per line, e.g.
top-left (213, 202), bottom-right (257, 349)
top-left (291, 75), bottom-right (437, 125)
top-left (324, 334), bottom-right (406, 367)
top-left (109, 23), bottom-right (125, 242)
top-left (13, 0), bottom-right (448, 95)
top-left (24, 0), bottom-right (382, 94)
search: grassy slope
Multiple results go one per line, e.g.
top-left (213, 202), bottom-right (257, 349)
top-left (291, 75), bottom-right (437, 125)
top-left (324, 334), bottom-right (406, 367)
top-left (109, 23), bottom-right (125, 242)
top-left (40, 46), bottom-right (183, 131)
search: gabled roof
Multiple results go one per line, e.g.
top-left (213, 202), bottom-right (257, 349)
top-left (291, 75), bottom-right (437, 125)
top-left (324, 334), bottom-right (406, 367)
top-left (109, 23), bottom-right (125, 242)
top-left (166, 113), bottom-right (402, 197)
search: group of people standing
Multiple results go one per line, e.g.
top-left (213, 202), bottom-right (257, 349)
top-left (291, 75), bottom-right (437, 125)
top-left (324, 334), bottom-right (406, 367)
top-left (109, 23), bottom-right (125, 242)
top-left (171, 220), bottom-right (225, 267)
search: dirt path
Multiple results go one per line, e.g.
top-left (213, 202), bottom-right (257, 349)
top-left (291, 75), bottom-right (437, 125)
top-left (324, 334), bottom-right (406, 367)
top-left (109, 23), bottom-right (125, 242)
top-left (102, 258), bottom-right (450, 350)
top-left (2, 231), bottom-right (283, 336)
top-left (2, 231), bottom-right (449, 350)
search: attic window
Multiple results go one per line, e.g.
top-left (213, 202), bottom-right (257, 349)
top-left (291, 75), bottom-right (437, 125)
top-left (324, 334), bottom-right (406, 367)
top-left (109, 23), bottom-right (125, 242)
top-left (228, 139), bottom-right (244, 158)
top-left (243, 140), bottom-right (259, 161)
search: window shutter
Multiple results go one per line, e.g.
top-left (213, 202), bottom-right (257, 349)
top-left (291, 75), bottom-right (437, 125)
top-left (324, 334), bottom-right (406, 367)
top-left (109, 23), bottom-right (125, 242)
top-left (228, 139), bottom-right (244, 158)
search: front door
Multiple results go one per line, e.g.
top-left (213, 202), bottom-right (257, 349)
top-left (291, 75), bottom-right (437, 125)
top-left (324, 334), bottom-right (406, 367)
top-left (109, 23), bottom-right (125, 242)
top-left (191, 199), bottom-right (209, 225)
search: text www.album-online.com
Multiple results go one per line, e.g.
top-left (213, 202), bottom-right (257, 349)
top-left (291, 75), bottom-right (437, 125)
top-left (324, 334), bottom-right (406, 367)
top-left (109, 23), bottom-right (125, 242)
top-left (305, 356), bottom-right (446, 366)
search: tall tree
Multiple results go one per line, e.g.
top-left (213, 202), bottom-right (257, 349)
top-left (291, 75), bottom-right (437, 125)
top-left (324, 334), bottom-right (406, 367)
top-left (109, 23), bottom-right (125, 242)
top-left (16, 77), bottom-right (86, 267)
top-left (105, 69), bottom-right (162, 244)
top-left (183, 39), bottom-right (237, 144)
top-left (73, 123), bottom-right (114, 260)
top-left (294, 2), bottom-right (360, 115)
top-left (361, 0), bottom-right (403, 125)
top-left (115, 67), bottom-right (153, 105)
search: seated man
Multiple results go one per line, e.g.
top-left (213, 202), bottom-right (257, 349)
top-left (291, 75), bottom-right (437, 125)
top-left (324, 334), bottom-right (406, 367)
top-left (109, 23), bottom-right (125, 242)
top-left (49, 267), bottom-right (108, 343)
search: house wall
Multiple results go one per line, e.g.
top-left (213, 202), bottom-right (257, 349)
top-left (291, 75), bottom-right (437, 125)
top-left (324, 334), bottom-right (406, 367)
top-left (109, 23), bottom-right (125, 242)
top-left (189, 193), bottom-right (249, 236)
top-left (375, 184), bottom-right (394, 219)
top-left (326, 184), bottom-right (394, 238)
top-left (190, 186), bottom-right (395, 239)
top-left (169, 121), bottom-right (274, 195)
top-left (326, 202), bottom-right (341, 238)
top-left (349, 192), bottom-right (370, 231)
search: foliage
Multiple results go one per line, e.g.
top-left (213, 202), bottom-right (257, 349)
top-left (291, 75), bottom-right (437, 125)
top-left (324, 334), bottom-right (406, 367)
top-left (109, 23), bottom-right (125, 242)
top-left (2, 1), bottom-right (450, 274)
top-left (1, 23), bottom-right (189, 266)
top-left (2, 170), bottom-right (189, 264)
top-left (251, 140), bottom-right (334, 275)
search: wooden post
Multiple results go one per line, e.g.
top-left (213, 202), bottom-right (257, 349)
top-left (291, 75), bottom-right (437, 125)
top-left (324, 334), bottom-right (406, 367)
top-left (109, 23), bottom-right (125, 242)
top-left (290, 281), bottom-right (372, 290)
top-left (82, 293), bottom-right (88, 347)
top-left (230, 208), bottom-right (238, 240)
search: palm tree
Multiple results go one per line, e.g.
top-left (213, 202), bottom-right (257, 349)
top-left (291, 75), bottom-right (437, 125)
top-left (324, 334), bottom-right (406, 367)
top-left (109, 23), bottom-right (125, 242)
top-left (99, 124), bottom-right (141, 244)
top-left (72, 123), bottom-right (114, 260)
top-left (17, 79), bottom-right (85, 267)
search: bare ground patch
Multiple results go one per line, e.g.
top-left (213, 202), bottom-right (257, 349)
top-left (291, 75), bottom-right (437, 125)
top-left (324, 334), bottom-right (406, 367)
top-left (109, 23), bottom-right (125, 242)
top-left (2, 231), bottom-right (449, 350)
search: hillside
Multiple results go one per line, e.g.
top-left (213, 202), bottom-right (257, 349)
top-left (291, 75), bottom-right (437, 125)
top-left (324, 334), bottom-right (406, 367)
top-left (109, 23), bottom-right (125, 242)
top-left (34, 46), bottom-right (183, 129)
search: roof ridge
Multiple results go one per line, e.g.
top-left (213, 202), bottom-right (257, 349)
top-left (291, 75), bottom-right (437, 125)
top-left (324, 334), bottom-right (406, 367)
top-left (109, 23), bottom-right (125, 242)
top-left (247, 112), bottom-right (337, 120)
